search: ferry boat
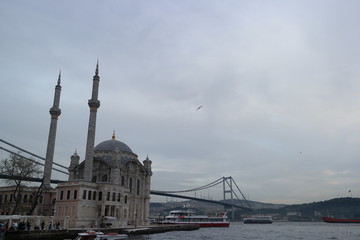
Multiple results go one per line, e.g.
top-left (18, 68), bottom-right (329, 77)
top-left (159, 210), bottom-right (230, 227)
top-left (243, 216), bottom-right (273, 224)
top-left (75, 231), bottom-right (128, 240)
top-left (322, 216), bottom-right (360, 223)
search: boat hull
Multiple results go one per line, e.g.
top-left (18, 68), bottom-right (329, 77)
top-left (244, 220), bottom-right (273, 224)
top-left (160, 222), bottom-right (230, 227)
top-left (322, 217), bottom-right (360, 223)
top-left (243, 216), bottom-right (273, 224)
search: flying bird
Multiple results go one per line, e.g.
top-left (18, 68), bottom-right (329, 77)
top-left (196, 105), bottom-right (203, 111)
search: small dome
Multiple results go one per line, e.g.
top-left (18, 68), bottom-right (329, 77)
top-left (94, 139), bottom-right (133, 153)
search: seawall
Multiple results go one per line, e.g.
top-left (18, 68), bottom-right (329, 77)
top-left (4, 224), bottom-right (200, 240)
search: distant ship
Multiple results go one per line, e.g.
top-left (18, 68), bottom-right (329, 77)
top-left (158, 210), bottom-right (230, 227)
top-left (322, 217), bottom-right (360, 223)
top-left (243, 216), bottom-right (273, 224)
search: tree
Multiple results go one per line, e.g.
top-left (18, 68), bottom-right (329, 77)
top-left (0, 152), bottom-right (42, 214)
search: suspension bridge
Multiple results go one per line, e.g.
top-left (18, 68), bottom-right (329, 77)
top-left (0, 139), bottom-right (253, 218)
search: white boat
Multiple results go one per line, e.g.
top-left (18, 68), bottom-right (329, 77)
top-left (243, 216), bottom-right (273, 224)
top-left (160, 210), bottom-right (230, 227)
top-left (94, 233), bottom-right (128, 240)
top-left (75, 231), bottom-right (128, 240)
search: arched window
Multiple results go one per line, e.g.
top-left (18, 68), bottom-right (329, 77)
top-left (99, 192), bottom-right (102, 201)
top-left (112, 192), bottom-right (116, 201)
top-left (137, 179), bottom-right (140, 195)
top-left (129, 178), bottom-right (133, 193)
top-left (102, 175), bottom-right (108, 182)
top-left (121, 176), bottom-right (125, 186)
top-left (125, 195), bottom-right (128, 204)
top-left (92, 176), bottom-right (97, 183)
top-left (83, 190), bottom-right (87, 200)
top-left (93, 191), bottom-right (97, 201)
top-left (117, 193), bottom-right (121, 202)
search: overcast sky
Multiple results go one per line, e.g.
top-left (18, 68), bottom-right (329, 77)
top-left (1, 0), bottom-right (360, 205)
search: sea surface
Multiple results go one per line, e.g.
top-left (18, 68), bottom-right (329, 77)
top-left (128, 222), bottom-right (360, 240)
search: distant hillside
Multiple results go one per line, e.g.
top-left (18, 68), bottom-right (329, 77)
top-left (151, 197), bottom-right (360, 221)
top-left (282, 197), bottom-right (360, 218)
top-left (238, 197), bottom-right (360, 221)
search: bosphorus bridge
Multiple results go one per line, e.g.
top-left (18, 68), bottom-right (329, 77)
top-left (0, 139), bottom-right (253, 218)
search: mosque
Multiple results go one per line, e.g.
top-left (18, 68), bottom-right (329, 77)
top-left (47, 63), bottom-right (153, 228)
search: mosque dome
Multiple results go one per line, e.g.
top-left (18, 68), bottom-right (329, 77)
top-left (94, 132), bottom-right (133, 153)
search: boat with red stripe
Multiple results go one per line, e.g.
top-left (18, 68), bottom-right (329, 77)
top-left (159, 210), bottom-right (230, 227)
top-left (322, 217), bottom-right (360, 223)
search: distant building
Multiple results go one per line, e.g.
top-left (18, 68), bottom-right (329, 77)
top-left (286, 212), bottom-right (301, 216)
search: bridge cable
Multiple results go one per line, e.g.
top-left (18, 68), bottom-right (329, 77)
top-left (0, 146), bottom-right (69, 175)
top-left (0, 139), bottom-right (68, 170)
top-left (223, 177), bottom-right (251, 208)
top-left (153, 177), bottom-right (224, 194)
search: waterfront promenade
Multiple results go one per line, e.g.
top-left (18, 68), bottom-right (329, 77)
top-left (2, 224), bottom-right (200, 240)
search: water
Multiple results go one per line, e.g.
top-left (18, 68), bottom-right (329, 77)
top-left (128, 222), bottom-right (360, 240)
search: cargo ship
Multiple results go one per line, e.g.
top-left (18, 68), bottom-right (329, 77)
top-left (322, 217), bottom-right (360, 223)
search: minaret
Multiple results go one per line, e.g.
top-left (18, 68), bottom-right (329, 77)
top-left (43, 72), bottom-right (62, 188)
top-left (83, 62), bottom-right (101, 181)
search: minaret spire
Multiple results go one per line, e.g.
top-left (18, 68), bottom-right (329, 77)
top-left (43, 72), bottom-right (62, 188)
top-left (83, 61), bottom-right (101, 182)
top-left (57, 71), bottom-right (61, 85)
top-left (95, 59), bottom-right (99, 76)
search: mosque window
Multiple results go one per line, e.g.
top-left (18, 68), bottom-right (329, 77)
top-left (129, 178), bottom-right (133, 193)
top-left (137, 179), bottom-right (140, 195)
top-left (83, 190), bottom-right (87, 200)
top-left (88, 191), bottom-right (92, 200)
top-left (102, 175), bottom-right (108, 182)
top-left (112, 192), bottom-right (115, 201)
top-left (74, 190), bottom-right (78, 199)
top-left (93, 191), bottom-right (97, 201)
top-left (99, 191), bottom-right (102, 201)
top-left (121, 176), bottom-right (125, 186)
top-left (67, 190), bottom-right (71, 200)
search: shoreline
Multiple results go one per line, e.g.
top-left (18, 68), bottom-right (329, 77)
top-left (3, 224), bottom-right (200, 240)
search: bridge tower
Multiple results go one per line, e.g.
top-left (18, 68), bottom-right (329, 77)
top-left (223, 176), bottom-right (235, 219)
top-left (43, 72), bottom-right (62, 188)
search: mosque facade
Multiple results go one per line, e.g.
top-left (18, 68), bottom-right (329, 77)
top-left (51, 63), bottom-right (153, 228)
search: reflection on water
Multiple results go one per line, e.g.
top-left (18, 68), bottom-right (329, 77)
top-left (129, 222), bottom-right (360, 240)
